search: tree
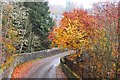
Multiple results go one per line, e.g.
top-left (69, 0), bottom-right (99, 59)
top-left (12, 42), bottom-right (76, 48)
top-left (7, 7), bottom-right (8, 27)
top-left (2, 2), bottom-right (18, 63)
top-left (11, 2), bottom-right (29, 53)
top-left (92, 1), bottom-right (119, 78)
top-left (49, 7), bottom-right (119, 78)
top-left (24, 1), bottom-right (55, 51)
top-left (48, 9), bottom-right (98, 53)
top-left (1, 2), bottom-right (29, 65)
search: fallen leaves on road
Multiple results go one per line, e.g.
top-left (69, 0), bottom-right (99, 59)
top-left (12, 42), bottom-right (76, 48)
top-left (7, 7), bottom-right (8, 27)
top-left (11, 59), bottom-right (40, 78)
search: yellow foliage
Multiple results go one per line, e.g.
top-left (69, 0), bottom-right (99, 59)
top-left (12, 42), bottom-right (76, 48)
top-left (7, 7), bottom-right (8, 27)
top-left (5, 42), bottom-right (16, 51)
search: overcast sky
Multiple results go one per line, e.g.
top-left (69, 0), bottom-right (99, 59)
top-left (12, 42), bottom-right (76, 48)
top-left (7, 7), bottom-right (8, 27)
top-left (48, 0), bottom-right (118, 9)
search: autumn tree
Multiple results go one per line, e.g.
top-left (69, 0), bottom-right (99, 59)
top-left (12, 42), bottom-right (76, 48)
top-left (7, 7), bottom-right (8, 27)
top-left (92, 1), bottom-right (119, 78)
top-left (48, 9), bottom-right (98, 53)
top-left (2, 2), bottom-right (18, 63)
top-left (49, 6), bottom-right (119, 78)
top-left (11, 2), bottom-right (29, 53)
top-left (1, 2), bottom-right (29, 66)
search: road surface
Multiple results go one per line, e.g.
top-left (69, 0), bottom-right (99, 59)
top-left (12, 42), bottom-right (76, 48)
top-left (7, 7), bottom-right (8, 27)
top-left (22, 50), bottom-right (74, 78)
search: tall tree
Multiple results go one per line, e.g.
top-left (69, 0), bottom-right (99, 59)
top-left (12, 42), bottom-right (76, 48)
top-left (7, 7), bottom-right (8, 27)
top-left (93, 2), bottom-right (119, 78)
top-left (2, 2), bottom-right (18, 63)
top-left (12, 2), bottom-right (29, 53)
top-left (48, 9), bottom-right (98, 53)
top-left (24, 1), bottom-right (55, 51)
top-left (48, 8), bottom-right (119, 78)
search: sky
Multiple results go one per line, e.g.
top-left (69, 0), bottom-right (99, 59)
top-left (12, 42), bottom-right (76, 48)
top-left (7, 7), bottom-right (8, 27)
top-left (48, 0), bottom-right (118, 9)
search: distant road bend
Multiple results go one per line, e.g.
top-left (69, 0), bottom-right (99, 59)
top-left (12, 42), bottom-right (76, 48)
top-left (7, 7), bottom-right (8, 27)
top-left (22, 51), bottom-right (74, 78)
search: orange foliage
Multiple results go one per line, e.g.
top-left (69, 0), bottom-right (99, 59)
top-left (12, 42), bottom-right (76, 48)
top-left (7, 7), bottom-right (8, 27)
top-left (48, 9), bottom-right (98, 51)
top-left (12, 60), bottom-right (37, 78)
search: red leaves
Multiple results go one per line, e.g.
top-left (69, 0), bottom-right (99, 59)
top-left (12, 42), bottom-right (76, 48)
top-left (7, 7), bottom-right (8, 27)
top-left (12, 61), bottom-right (36, 78)
top-left (48, 9), bottom-right (99, 51)
top-left (93, 1), bottom-right (118, 29)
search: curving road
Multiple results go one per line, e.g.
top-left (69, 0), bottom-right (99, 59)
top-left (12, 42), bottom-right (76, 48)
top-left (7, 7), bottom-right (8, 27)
top-left (22, 51), bottom-right (74, 78)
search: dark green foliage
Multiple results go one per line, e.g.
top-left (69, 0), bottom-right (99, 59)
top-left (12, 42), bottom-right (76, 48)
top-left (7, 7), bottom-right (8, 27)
top-left (23, 1), bottom-right (55, 51)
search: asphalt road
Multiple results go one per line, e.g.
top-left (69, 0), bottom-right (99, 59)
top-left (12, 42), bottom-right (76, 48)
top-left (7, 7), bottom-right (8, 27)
top-left (22, 50), bottom-right (74, 78)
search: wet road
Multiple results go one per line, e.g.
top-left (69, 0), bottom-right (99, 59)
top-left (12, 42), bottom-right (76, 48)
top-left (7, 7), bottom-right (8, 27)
top-left (23, 51), bottom-right (74, 78)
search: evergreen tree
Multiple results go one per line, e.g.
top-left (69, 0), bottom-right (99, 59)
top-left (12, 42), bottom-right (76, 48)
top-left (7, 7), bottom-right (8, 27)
top-left (24, 1), bottom-right (55, 51)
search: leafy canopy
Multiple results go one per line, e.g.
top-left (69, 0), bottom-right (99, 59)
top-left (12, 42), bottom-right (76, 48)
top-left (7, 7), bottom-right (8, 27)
top-left (48, 9), bottom-right (98, 52)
